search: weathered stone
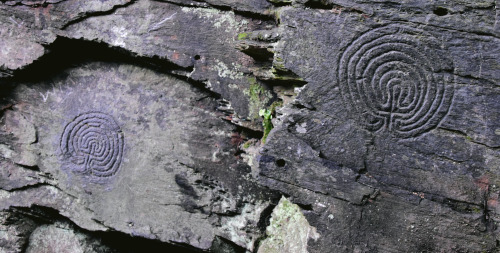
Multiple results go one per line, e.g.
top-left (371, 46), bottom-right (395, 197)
top-left (60, 0), bottom-right (277, 129)
top-left (257, 196), bottom-right (319, 253)
top-left (0, 0), bottom-right (132, 74)
top-left (159, 0), bottom-right (274, 16)
top-left (0, 0), bottom-right (499, 252)
top-left (0, 61), bottom-right (276, 251)
top-left (25, 222), bottom-right (112, 253)
top-left (258, 3), bottom-right (500, 252)
top-left (0, 211), bottom-right (37, 253)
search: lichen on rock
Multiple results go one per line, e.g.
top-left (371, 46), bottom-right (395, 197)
top-left (258, 196), bottom-right (319, 253)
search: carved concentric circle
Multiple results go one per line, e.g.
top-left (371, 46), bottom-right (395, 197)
top-left (60, 112), bottom-right (124, 178)
top-left (338, 25), bottom-right (454, 138)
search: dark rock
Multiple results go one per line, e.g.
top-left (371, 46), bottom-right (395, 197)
top-left (0, 210), bottom-right (37, 253)
top-left (0, 0), bottom-right (499, 252)
top-left (258, 3), bottom-right (500, 252)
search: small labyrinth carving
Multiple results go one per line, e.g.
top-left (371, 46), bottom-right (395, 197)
top-left (60, 112), bottom-right (124, 178)
top-left (337, 24), bottom-right (454, 138)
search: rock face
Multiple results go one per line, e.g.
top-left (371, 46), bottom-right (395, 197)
top-left (0, 0), bottom-right (499, 252)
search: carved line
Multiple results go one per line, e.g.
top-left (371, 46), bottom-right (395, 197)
top-left (60, 112), bottom-right (124, 177)
top-left (337, 24), bottom-right (454, 138)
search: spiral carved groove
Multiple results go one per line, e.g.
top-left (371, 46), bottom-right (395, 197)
top-left (60, 112), bottom-right (124, 178)
top-left (338, 25), bottom-right (454, 138)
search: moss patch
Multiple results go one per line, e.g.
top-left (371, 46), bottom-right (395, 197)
top-left (257, 196), bottom-right (319, 253)
top-left (244, 77), bottom-right (273, 120)
top-left (238, 32), bottom-right (249, 40)
top-left (243, 141), bottom-right (252, 149)
top-left (269, 100), bottom-right (283, 113)
top-left (259, 109), bottom-right (273, 144)
top-left (259, 101), bottom-right (283, 144)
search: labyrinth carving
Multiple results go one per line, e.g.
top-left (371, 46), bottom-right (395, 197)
top-left (337, 24), bottom-right (454, 138)
top-left (60, 112), bottom-right (124, 178)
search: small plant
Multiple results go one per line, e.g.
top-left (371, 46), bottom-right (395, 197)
top-left (259, 108), bottom-right (273, 144)
top-left (237, 32), bottom-right (249, 40)
top-left (242, 140), bottom-right (252, 149)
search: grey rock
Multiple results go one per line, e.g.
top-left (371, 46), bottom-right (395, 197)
top-left (0, 0), bottom-right (499, 252)
top-left (0, 211), bottom-right (37, 253)
top-left (0, 0), bottom-right (132, 74)
top-left (258, 3), bottom-right (500, 252)
top-left (25, 222), bottom-right (112, 253)
top-left (61, 0), bottom-right (277, 129)
top-left (158, 0), bottom-right (274, 16)
top-left (0, 62), bottom-right (275, 251)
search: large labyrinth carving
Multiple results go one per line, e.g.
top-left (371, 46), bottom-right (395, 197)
top-left (338, 24), bottom-right (454, 138)
top-left (60, 112), bottom-right (124, 178)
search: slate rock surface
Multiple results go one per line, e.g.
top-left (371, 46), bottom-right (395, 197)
top-left (0, 0), bottom-right (499, 252)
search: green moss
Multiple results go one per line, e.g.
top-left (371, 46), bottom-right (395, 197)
top-left (243, 141), bottom-right (251, 149)
top-left (259, 109), bottom-right (273, 144)
top-left (269, 100), bottom-right (283, 113)
top-left (258, 101), bottom-right (284, 144)
top-left (249, 83), bottom-right (265, 102)
top-left (269, 69), bottom-right (305, 82)
top-left (237, 32), bottom-right (249, 40)
top-left (273, 57), bottom-right (286, 71)
top-left (249, 83), bottom-right (266, 109)
top-left (244, 77), bottom-right (272, 120)
top-left (257, 196), bottom-right (319, 253)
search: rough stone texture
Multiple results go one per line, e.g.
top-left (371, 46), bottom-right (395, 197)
top-left (257, 196), bottom-right (319, 253)
top-left (25, 222), bottom-right (113, 253)
top-left (258, 3), bottom-right (500, 252)
top-left (0, 0), bottom-right (499, 252)
top-left (0, 0), bottom-right (132, 76)
top-left (61, 0), bottom-right (277, 130)
top-left (0, 210), bottom-right (37, 252)
top-left (0, 62), bottom-right (276, 251)
top-left (159, 0), bottom-right (274, 15)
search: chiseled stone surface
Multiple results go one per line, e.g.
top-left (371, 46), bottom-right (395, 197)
top-left (0, 62), bottom-right (274, 251)
top-left (0, 0), bottom-right (499, 252)
top-left (61, 0), bottom-right (276, 129)
top-left (258, 4), bottom-right (500, 252)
